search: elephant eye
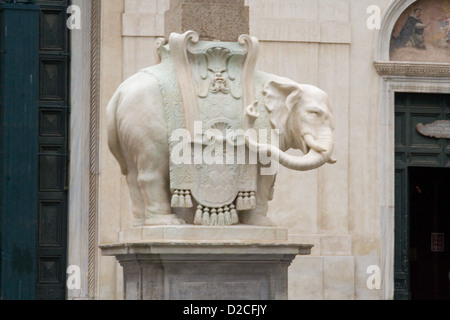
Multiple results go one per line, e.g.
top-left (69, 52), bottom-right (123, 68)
top-left (307, 107), bottom-right (323, 117)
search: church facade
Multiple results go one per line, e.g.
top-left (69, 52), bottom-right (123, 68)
top-left (1, 0), bottom-right (449, 300)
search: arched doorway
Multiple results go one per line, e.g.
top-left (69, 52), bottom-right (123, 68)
top-left (375, 0), bottom-right (450, 300)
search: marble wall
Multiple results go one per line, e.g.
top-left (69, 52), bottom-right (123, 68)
top-left (97, 0), bottom-right (394, 300)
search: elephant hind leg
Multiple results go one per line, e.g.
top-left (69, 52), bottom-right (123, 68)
top-left (137, 170), bottom-right (186, 226)
top-left (126, 168), bottom-right (145, 227)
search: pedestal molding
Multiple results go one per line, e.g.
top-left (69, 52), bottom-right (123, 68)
top-left (101, 240), bottom-right (313, 256)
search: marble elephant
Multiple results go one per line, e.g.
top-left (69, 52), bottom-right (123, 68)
top-left (106, 68), bottom-right (336, 227)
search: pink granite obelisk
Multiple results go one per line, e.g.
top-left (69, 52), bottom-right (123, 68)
top-left (164, 0), bottom-right (249, 41)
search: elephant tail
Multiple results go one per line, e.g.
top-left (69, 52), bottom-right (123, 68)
top-left (106, 89), bottom-right (129, 176)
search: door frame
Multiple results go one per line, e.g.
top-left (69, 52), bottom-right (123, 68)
top-left (67, 0), bottom-right (101, 300)
top-left (393, 91), bottom-right (450, 299)
top-left (380, 77), bottom-right (450, 299)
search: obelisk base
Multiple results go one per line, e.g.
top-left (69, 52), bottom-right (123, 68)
top-left (100, 226), bottom-right (313, 300)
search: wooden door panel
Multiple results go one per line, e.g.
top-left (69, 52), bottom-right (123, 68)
top-left (395, 93), bottom-right (450, 300)
top-left (36, 0), bottom-right (70, 300)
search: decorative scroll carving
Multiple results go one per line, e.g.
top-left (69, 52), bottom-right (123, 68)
top-left (169, 31), bottom-right (200, 135)
top-left (417, 120), bottom-right (450, 139)
top-left (148, 31), bottom-right (263, 226)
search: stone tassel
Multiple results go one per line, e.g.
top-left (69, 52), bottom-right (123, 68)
top-left (209, 208), bottom-right (218, 226)
top-left (250, 191), bottom-right (256, 209)
top-left (230, 204), bottom-right (239, 225)
top-left (194, 205), bottom-right (203, 225)
top-left (178, 190), bottom-right (186, 207)
top-left (224, 206), bottom-right (231, 226)
top-left (184, 190), bottom-right (193, 208)
top-left (236, 192), bottom-right (244, 210)
top-left (197, 205), bottom-right (240, 226)
top-left (218, 208), bottom-right (225, 226)
top-left (202, 208), bottom-right (210, 226)
top-left (243, 192), bottom-right (251, 209)
top-left (171, 190), bottom-right (180, 208)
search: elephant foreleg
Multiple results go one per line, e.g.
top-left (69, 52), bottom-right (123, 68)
top-left (239, 173), bottom-right (277, 226)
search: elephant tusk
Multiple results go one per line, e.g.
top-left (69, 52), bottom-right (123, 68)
top-left (328, 158), bottom-right (337, 164)
top-left (304, 134), bottom-right (327, 153)
top-left (245, 133), bottom-right (336, 172)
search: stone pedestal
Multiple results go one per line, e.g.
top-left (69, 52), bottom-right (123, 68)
top-left (101, 226), bottom-right (313, 300)
top-left (164, 0), bottom-right (249, 41)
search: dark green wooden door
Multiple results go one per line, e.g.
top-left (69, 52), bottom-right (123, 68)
top-left (36, 0), bottom-right (70, 300)
top-left (0, 0), bottom-right (70, 300)
top-left (395, 93), bottom-right (450, 300)
top-left (0, 1), bottom-right (40, 300)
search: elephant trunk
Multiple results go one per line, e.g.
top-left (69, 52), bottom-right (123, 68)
top-left (246, 129), bottom-right (336, 172)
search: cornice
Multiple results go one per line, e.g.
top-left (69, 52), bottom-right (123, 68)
top-left (374, 61), bottom-right (450, 77)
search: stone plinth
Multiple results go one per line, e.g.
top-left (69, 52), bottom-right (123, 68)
top-left (101, 226), bottom-right (313, 300)
top-left (120, 225), bottom-right (288, 242)
top-left (164, 0), bottom-right (249, 41)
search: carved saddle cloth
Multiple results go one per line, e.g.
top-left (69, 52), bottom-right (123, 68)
top-left (141, 35), bottom-right (271, 226)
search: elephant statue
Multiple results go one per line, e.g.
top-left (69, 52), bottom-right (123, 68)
top-left (106, 31), bottom-right (336, 227)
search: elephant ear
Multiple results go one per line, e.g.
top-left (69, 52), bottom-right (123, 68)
top-left (263, 81), bottom-right (302, 134)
